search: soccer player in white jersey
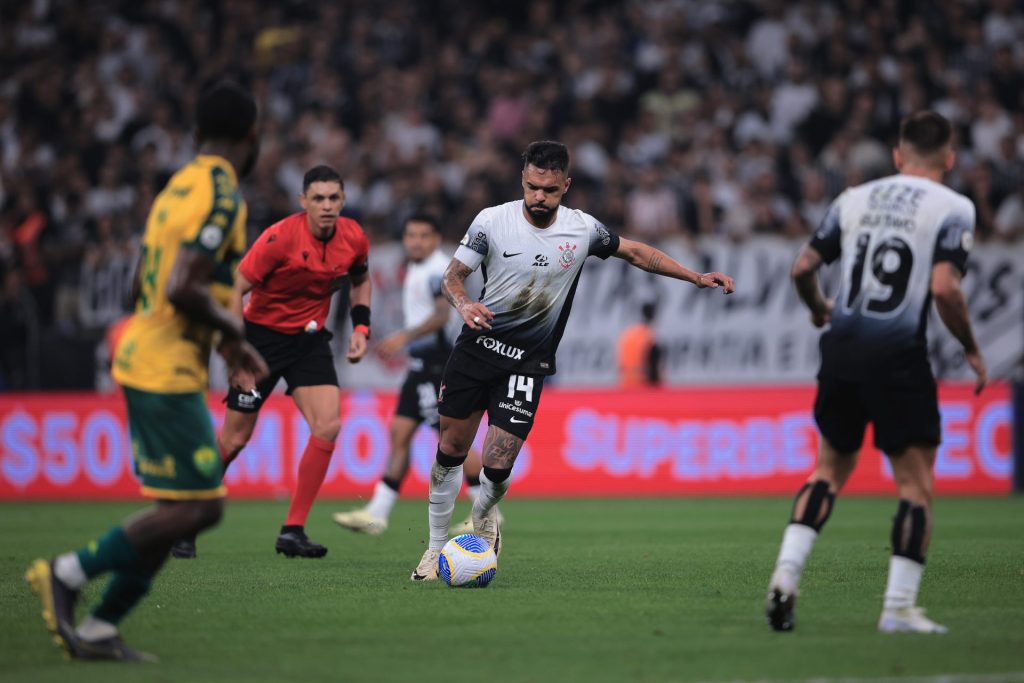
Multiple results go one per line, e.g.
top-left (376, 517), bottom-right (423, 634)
top-left (765, 111), bottom-right (987, 634)
top-left (410, 140), bottom-right (736, 581)
top-left (332, 215), bottom-right (495, 534)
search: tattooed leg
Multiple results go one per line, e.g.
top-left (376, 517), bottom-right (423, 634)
top-left (473, 425), bottom-right (521, 519)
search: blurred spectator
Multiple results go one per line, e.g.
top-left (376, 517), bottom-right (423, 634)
top-left (625, 166), bottom-right (681, 240)
top-left (617, 301), bottom-right (662, 388)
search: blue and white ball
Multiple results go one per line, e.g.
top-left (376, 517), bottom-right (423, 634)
top-left (439, 534), bottom-right (497, 588)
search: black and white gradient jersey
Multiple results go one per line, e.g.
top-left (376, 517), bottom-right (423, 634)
top-left (811, 174), bottom-right (975, 379)
top-left (404, 248), bottom-right (450, 362)
top-left (453, 200), bottom-right (620, 375)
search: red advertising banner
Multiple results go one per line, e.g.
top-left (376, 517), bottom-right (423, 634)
top-left (0, 384), bottom-right (1012, 500)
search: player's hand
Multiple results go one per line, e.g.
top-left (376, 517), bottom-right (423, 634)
top-left (811, 299), bottom-right (834, 328)
top-left (229, 367), bottom-right (256, 393)
top-left (966, 348), bottom-right (987, 395)
top-left (375, 331), bottom-right (408, 360)
top-left (458, 302), bottom-right (494, 331)
top-left (347, 330), bottom-right (368, 363)
top-left (220, 339), bottom-right (269, 383)
top-left (696, 272), bottom-right (735, 294)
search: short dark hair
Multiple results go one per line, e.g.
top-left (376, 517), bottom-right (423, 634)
top-left (196, 81), bottom-right (257, 143)
top-left (405, 213), bottom-right (441, 234)
top-left (303, 165), bottom-right (344, 192)
top-left (522, 140), bottom-right (570, 174)
top-left (899, 111), bottom-right (952, 155)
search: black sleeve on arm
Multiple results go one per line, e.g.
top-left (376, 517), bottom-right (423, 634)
top-left (589, 220), bottom-right (620, 260)
top-left (808, 199), bottom-right (842, 265)
top-left (933, 210), bottom-right (974, 275)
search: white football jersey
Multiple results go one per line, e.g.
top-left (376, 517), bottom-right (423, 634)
top-left (811, 174), bottom-right (975, 378)
top-left (453, 200), bottom-right (619, 374)
top-left (403, 248), bottom-right (450, 359)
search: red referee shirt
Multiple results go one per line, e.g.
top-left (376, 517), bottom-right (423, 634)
top-left (239, 212), bottom-right (369, 334)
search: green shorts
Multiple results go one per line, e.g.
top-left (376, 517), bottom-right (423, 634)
top-left (123, 386), bottom-right (225, 500)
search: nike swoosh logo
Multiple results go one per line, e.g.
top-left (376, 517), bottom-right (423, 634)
top-left (502, 251), bottom-right (523, 258)
top-left (509, 417), bottom-right (529, 424)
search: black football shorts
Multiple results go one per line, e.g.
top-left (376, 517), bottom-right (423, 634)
top-left (436, 347), bottom-right (545, 440)
top-left (813, 370), bottom-right (941, 456)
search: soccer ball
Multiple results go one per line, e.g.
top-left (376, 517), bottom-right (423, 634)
top-left (439, 534), bottom-right (497, 588)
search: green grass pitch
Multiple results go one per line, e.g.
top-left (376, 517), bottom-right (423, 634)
top-left (2, 498), bottom-right (1023, 683)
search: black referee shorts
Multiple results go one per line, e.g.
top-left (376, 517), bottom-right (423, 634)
top-left (225, 321), bottom-right (338, 413)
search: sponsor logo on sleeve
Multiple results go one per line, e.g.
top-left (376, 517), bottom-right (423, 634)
top-left (595, 222), bottom-right (611, 246)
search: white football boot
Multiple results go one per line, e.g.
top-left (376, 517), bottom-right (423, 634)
top-left (332, 508), bottom-right (388, 536)
top-left (411, 548), bottom-right (440, 582)
top-left (472, 506), bottom-right (502, 558)
top-left (452, 505), bottom-right (502, 535)
top-left (878, 606), bottom-right (948, 634)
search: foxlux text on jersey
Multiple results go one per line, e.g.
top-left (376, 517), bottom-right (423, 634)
top-left (475, 336), bottom-right (526, 360)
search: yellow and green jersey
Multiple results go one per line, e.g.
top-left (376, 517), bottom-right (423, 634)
top-left (113, 155), bottom-right (247, 393)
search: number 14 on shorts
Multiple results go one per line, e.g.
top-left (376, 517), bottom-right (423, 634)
top-left (507, 375), bottom-right (534, 402)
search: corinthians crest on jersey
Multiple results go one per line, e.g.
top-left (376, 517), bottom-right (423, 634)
top-left (451, 200), bottom-right (620, 375)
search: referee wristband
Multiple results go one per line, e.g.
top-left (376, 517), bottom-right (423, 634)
top-left (351, 304), bottom-right (371, 328)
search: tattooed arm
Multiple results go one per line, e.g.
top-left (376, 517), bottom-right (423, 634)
top-left (442, 257), bottom-right (494, 330)
top-left (613, 237), bottom-right (736, 293)
top-left (790, 244), bottom-right (832, 328)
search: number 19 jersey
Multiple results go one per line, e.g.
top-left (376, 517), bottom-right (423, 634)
top-left (810, 174), bottom-right (975, 381)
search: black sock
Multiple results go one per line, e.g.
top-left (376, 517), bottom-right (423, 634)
top-left (465, 474), bottom-right (481, 487)
top-left (382, 476), bottom-right (402, 493)
top-left (281, 525), bottom-right (304, 536)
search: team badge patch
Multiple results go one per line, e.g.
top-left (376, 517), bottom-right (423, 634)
top-left (199, 225), bottom-right (224, 250)
top-left (558, 242), bottom-right (577, 269)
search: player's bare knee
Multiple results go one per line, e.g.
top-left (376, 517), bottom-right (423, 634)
top-left (309, 417), bottom-right (340, 442)
top-left (189, 498), bottom-right (225, 531)
top-left (438, 434), bottom-right (471, 458)
top-left (221, 430), bottom-right (252, 458)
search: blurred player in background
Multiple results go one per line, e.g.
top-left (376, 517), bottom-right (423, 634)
top-left (765, 111), bottom-right (987, 634)
top-left (26, 81), bottom-right (267, 661)
top-left (617, 300), bottom-right (662, 387)
top-left (332, 214), bottom-right (495, 536)
top-left (411, 140), bottom-right (735, 581)
top-left (173, 165), bottom-right (371, 560)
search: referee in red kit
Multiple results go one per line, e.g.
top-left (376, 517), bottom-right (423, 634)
top-left (171, 164), bottom-right (371, 559)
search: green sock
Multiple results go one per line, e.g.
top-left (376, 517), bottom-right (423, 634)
top-left (75, 527), bottom-right (141, 579)
top-left (92, 571), bottom-right (153, 626)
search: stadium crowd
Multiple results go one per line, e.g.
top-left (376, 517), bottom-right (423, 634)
top-left (1, 0), bottom-right (1023, 390)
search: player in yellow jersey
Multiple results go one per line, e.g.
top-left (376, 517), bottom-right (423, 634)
top-left (25, 81), bottom-right (268, 662)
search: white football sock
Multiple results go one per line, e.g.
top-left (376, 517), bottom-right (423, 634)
top-left (770, 524), bottom-right (818, 593)
top-left (472, 469), bottom-right (510, 518)
top-left (76, 615), bottom-right (118, 642)
top-left (466, 484), bottom-right (481, 504)
top-left (54, 552), bottom-right (87, 590)
top-left (883, 555), bottom-right (924, 610)
top-left (365, 480), bottom-right (399, 521)
top-left (428, 461), bottom-right (462, 550)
